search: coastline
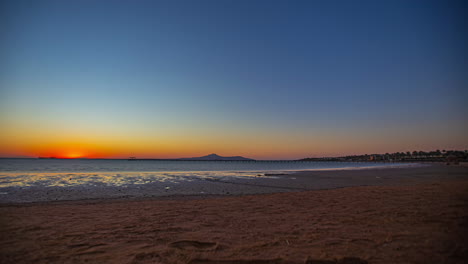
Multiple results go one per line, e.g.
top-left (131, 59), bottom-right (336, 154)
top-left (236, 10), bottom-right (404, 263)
top-left (1, 163), bottom-right (466, 205)
top-left (1, 163), bottom-right (467, 204)
top-left (0, 165), bottom-right (467, 263)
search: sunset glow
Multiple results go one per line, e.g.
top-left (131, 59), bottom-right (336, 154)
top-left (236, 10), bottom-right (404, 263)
top-left (0, 0), bottom-right (467, 160)
top-left (1, 2), bottom-right (467, 264)
top-left (62, 152), bottom-right (84, 159)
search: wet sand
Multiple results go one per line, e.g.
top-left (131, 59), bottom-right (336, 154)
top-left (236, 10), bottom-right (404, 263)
top-left (1, 164), bottom-right (466, 203)
top-left (1, 165), bottom-right (468, 263)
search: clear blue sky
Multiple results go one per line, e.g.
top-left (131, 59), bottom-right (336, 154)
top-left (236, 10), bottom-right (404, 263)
top-left (1, 0), bottom-right (467, 159)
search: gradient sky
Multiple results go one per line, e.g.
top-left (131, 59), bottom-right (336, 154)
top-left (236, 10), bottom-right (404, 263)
top-left (1, 0), bottom-right (467, 159)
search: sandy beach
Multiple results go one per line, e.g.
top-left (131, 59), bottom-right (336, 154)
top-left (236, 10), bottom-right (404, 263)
top-left (3, 0), bottom-right (467, 263)
top-left (1, 165), bottom-right (468, 263)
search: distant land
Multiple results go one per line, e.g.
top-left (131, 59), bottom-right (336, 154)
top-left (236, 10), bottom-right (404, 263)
top-left (1, 150), bottom-right (467, 162)
top-left (299, 149), bottom-right (468, 163)
top-left (178, 153), bottom-right (255, 161)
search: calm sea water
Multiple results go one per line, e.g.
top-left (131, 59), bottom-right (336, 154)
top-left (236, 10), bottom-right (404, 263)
top-left (0, 158), bottom-right (409, 188)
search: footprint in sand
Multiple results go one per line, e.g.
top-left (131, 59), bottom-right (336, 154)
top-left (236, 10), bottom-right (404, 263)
top-left (189, 257), bottom-right (367, 264)
top-left (169, 240), bottom-right (218, 251)
top-left (189, 259), bottom-right (283, 264)
top-left (306, 257), bottom-right (368, 264)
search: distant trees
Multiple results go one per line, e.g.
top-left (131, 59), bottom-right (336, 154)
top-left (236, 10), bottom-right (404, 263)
top-left (299, 149), bottom-right (468, 162)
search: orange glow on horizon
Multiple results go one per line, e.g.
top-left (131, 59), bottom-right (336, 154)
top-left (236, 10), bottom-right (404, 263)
top-left (2, 121), bottom-right (467, 160)
top-left (62, 152), bottom-right (85, 159)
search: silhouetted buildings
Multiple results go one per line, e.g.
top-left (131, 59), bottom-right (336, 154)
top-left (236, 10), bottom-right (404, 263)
top-left (300, 150), bottom-right (468, 163)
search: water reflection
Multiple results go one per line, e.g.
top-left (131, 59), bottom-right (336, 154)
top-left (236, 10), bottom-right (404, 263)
top-left (0, 171), bottom-right (272, 188)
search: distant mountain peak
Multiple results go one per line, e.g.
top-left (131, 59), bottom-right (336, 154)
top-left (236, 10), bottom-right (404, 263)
top-left (179, 154), bottom-right (254, 161)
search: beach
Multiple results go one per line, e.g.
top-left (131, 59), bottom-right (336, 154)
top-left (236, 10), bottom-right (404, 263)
top-left (3, 0), bottom-right (467, 263)
top-left (0, 162), bottom-right (453, 204)
top-left (1, 165), bottom-right (468, 263)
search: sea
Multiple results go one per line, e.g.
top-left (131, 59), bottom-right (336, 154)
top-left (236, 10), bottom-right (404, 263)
top-left (0, 158), bottom-right (411, 189)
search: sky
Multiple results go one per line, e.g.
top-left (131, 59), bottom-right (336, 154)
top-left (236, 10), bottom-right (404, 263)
top-left (0, 0), bottom-right (467, 160)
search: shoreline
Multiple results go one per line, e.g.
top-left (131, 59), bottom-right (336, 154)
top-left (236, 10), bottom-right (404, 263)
top-left (1, 164), bottom-right (467, 205)
top-left (0, 160), bottom-right (423, 175)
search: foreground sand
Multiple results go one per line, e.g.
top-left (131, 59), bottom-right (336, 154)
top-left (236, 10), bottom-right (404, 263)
top-left (1, 174), bottom-right (468, 263)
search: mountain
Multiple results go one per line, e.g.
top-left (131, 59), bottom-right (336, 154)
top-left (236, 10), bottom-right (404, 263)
top-left (179, 153), bottom-right (255, 161)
